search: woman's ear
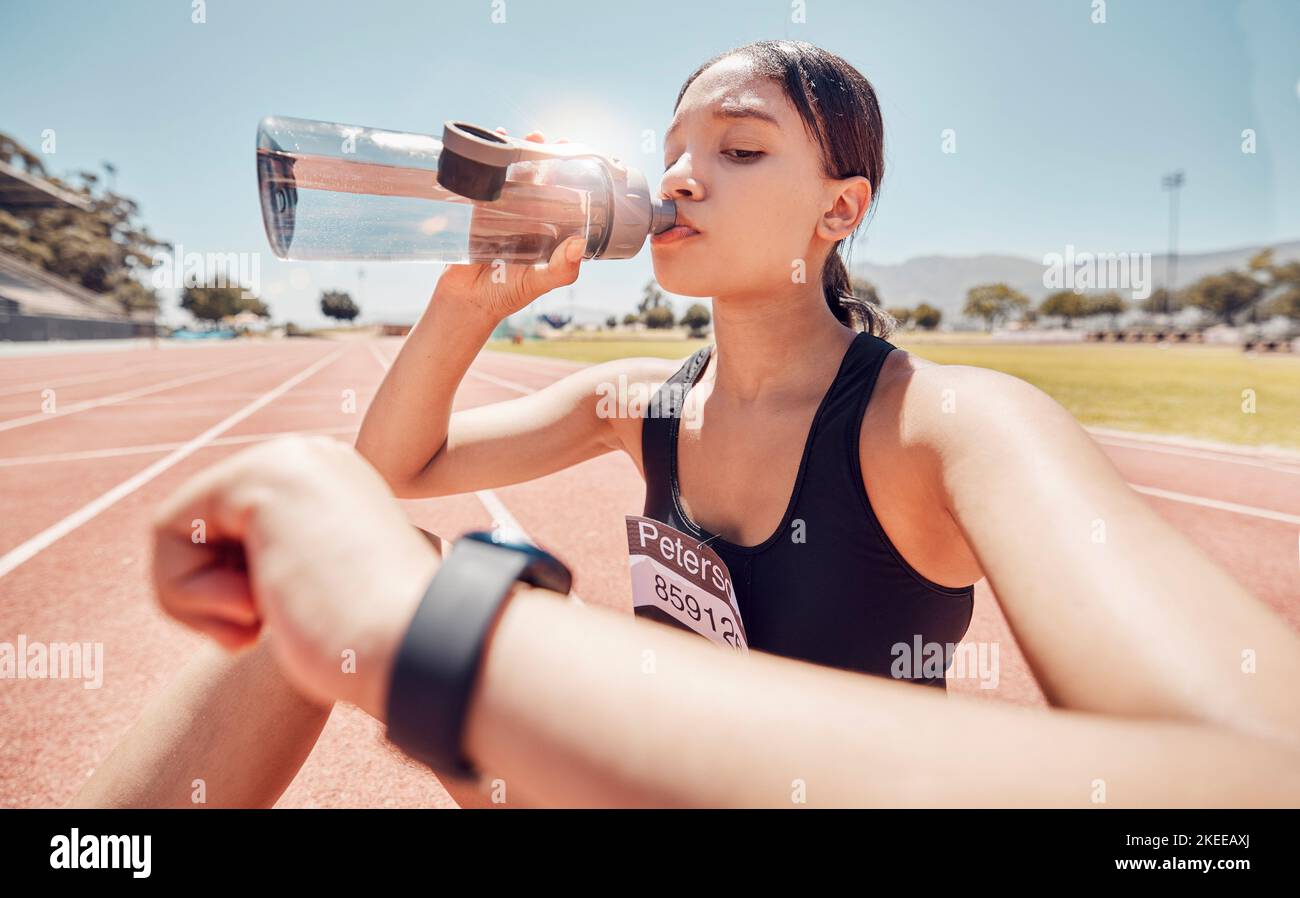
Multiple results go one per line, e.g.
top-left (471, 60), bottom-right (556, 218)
top-left (818, 175), bottom-right (873, 241)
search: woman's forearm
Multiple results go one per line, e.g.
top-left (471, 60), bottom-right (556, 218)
top-left (453, 593), bottom-right (1300, 808)
top-left (355, 286), bottom-right (499, 493)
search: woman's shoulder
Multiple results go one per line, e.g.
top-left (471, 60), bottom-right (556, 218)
top-left (868, 345), bottom-right (1075, 457)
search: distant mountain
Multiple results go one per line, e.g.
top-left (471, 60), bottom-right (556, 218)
top-left (853, 240), bottom-right (1300, 322)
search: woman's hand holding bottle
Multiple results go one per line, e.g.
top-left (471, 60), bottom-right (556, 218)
top-left (434, 128), bottom-right (586, 322)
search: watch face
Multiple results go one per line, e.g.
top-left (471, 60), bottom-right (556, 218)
top-left (461, 530), bottom-right (572, 596)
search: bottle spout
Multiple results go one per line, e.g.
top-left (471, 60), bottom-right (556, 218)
top-left (650, 197), bottom-right (677, 235)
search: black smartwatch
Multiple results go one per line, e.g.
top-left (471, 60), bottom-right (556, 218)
top-left (384, 529), bottom-right (572, 780)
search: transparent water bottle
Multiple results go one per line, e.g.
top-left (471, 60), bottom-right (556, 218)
top-left (256, 115), bottom-right (676, 264)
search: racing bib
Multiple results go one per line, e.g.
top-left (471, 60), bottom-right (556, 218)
top-left (626, 515), bottom-right (747, 653)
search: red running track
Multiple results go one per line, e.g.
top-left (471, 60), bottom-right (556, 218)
top-left (0, 337), bottom-right (1297, 807)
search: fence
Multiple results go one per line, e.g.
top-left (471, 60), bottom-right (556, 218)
top-left (0, 312), bottom-right (154, 342)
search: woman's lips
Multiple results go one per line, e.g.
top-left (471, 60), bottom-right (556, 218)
top-left (651, 225), bottom-right (701, 246)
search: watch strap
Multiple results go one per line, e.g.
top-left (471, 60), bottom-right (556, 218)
top-left (384, 538), bottom-right (533, 779)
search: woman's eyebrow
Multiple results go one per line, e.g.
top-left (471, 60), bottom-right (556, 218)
top-left (664, 104), bottom-right (781, 144)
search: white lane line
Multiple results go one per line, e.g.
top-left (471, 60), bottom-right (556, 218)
top-left (1096, 436), bottom-right (1300, 476)
top-left (0, 348), bottom-right (345, 580)
top-left (0, 361), bottom-right (165, 397)
top-left (475, 488), bottom-right (584, 605)
top-left (1129, 484), bottom-right (1300, 526)
top-left (0, 356), bottom-right (274, 433)
top-left (479, 349), bottom-right (587, 371)
top-left (1088, 425), bottom-right (1300, 462)
top-left (0, 425), bottom-right (358, 468)
top-left (368, 340), bottom-right (539, 396)
top-left (466, 370), bottom-right (535, 395)
top-left (366, 340), bottom-right (582, 603)
top-left (1087, 425), bottom-right (1300, 457)
top-left (0, 389), bottom-right (360, 413)
top-left (475, 488), bottom-right (533, 539)
top-left (365, 340), bottom-right (392, 372)
top-left (0, 336), bottom-right (238, 359)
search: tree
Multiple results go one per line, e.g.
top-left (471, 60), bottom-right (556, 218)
top-left (637, 280), bottom-right (666, 316)
top-left (181, 274), bottom-right (266, 327)
top-left (1181, 271), bottom-right (1264, 325)
top-left (1039, 290), bottom-right (1090, 328)
top-left (180, 283), bottom-right (240, 324)
top-left (241, 295), bottom-right (271, 318)
top-left (963, 283), bottom-right (1029, 331)
top-left (1139, 286), bottom-right (1182, 315)
top-left (622, 312), bottom-right (640, 326)
top-left (682, 303), bottom-right (711, 336)
top-left (886, 307), bottom-right (911, 328)
top-left (1248, 248), bottom-right (1300, 323)
top-left (1247, 248), bottom-right (1274, 277)
top-left (1264, 288), bottom-right (1300, 321)
top-left (0, 133), bottom-right (48, 175)
top-left (644, 305), bottom-right (675, 329)
top-left (320, 289), bottom-right (359, 323)
top-left (0, 132), bottom-right (168, 316)
top-left (912, 303), bottom-right (942, 330)
top-left (1086, 292), bottom-right (1128, 328)
top-left (605, 315), bottom-right (617, 329)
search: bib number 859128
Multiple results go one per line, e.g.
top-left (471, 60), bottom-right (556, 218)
top-left (652, 572), bottom-right (742, 649)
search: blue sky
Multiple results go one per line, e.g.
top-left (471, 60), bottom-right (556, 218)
top-left (2, 0), bottom-right (1298, 326)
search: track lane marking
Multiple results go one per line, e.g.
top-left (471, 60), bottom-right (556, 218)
top-left (465, 370), bottom-right (535, 394)
top-left (0, 356), bottom-right (279, 434)
top-left (0, 347), bottom-right (346, 579)
top-left (0, 425), bottom-right (358, 467)
top-left (1094, 435), bottom-right (1300, 477)
top-left (0, 361), bottom-right (170, 397)
top-left (1128, 484), bottom-right (1300, 526)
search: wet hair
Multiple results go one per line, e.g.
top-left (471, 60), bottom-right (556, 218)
top-left (675, 39), bottom-right (895, 338)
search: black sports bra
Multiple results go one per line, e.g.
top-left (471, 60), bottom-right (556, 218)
top-left (639, 331), bottom-right (975, 688)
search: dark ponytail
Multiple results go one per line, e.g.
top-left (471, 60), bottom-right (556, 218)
top-left (677, 39), bottom-right (894, 339)
top-left (822, 241), bottom-right (896, 338)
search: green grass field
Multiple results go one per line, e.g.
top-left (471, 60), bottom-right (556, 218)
top-left (487, 336), bottom-right (1300, 450)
